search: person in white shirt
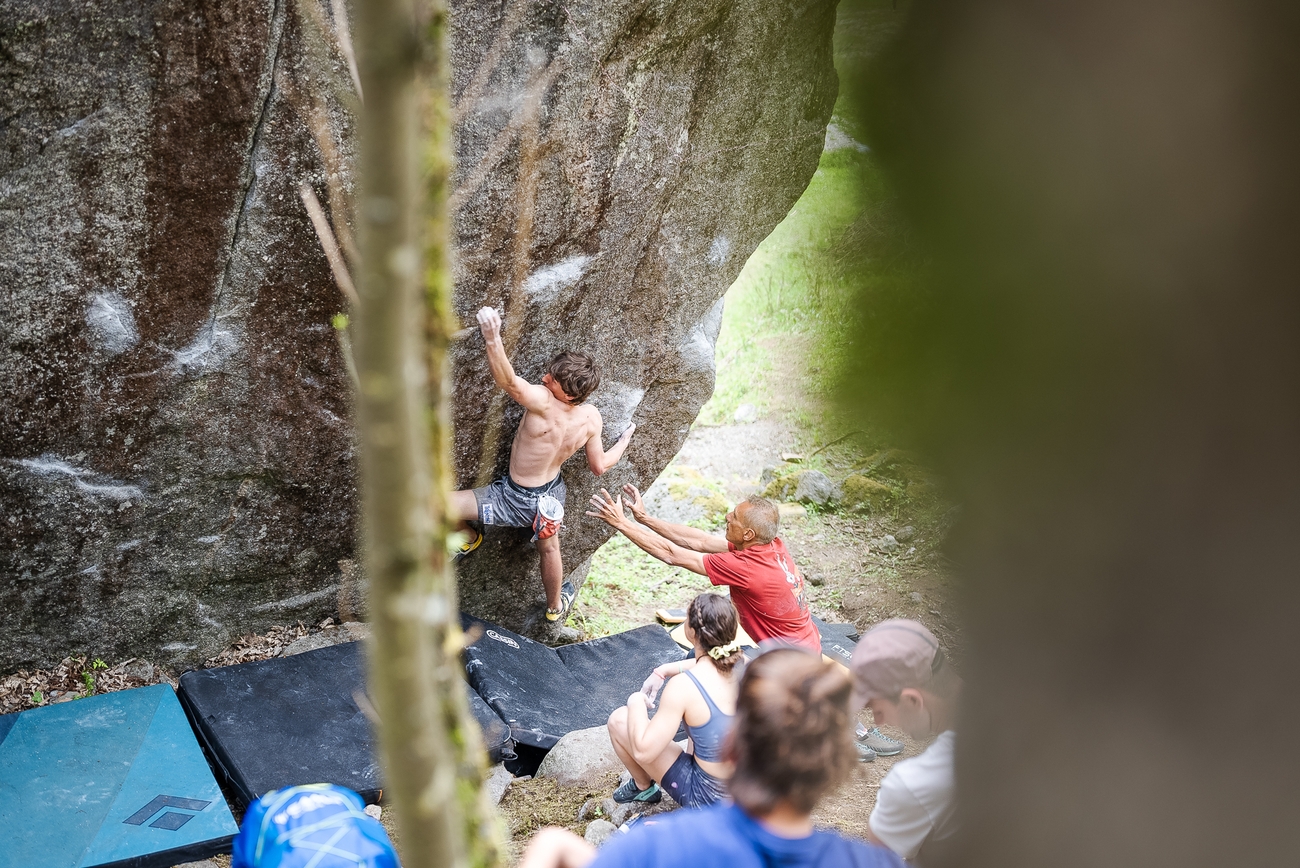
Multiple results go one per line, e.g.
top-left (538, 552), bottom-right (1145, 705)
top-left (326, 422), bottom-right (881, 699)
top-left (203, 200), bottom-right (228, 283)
top-left (850, 619), bottom-right (961, 863)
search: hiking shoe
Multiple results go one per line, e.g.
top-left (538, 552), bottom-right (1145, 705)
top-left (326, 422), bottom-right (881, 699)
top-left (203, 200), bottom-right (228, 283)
top-left (545, 581), bottom-right (576, 623)
top-left (612, 778), bottom-right (662, 804)
top-left (453, 529), bottom-right (483, 562)
top-left (858, 725), bottom-right (904, 757)
top-left (856, 742), bottom-right (878, 762)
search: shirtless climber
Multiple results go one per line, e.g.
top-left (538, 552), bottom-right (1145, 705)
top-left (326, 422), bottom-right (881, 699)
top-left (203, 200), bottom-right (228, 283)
top-left (450, 306), bottom-right (636, 623)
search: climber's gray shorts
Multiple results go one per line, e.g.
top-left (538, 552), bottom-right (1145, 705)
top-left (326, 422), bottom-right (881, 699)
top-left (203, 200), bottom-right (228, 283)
top-left (472, 473), bottom-right (566, 529)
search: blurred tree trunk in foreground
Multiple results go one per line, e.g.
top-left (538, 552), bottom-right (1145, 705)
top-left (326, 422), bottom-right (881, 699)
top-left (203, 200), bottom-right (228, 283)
top-left (840, 0), bottom-right (1300, 865)
top-left (354, 0), bottom-right (501, 866)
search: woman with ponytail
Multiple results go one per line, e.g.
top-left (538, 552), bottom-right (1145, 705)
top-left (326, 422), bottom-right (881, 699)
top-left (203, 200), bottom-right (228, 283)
top-left (604, 592), bottom-right (744, 808)
top-left (520, 648), bottom-right (906, 868)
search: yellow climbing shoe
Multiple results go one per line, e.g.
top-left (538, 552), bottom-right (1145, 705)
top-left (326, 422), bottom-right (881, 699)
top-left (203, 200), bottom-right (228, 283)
top-left (453, 529), bottom-right (483, 562)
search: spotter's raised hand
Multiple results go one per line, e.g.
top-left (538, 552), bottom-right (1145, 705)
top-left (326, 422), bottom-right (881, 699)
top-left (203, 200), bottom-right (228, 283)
top-left (585, 488), bottom-right (627, 528)
top-left (621, 483), bottom-right (647, 520)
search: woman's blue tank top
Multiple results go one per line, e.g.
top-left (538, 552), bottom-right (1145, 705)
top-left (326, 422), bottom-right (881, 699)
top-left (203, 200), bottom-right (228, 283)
top-left (682, 669), bottom-right (735, 763)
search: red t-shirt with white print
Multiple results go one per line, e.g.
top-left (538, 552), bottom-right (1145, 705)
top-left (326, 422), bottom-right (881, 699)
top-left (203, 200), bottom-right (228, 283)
top-left (702, 538), bottom-right (820, 652)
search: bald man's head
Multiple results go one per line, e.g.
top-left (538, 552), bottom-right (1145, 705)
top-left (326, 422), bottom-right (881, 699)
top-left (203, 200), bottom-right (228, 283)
top-left (738, 495), bottom-right (779, 544)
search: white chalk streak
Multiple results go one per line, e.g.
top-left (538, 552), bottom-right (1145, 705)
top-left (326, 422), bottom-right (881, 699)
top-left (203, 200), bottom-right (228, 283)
top-left (171, 322), bottom-right (236, 372)
top-left (11, 457), bottom-right (142, 501)
top-left (86, 292), bottom-right (139, 355)
top-left (523, 255), bottom-right (592, 298)
top-left (252, 584), bottom-right (341, 612)
top-left (707, 236), bottom-right (731, 265)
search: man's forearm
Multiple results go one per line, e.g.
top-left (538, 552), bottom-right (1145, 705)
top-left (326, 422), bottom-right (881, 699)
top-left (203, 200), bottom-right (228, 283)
top-left (637, 511), bottom-right (720, 551)
top-left (614, 519), bottom-right (706, 573)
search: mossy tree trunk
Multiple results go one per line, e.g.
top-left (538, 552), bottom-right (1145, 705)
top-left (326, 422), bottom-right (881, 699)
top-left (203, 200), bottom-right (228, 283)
top-left (354, 0), bottom-right (501, 865)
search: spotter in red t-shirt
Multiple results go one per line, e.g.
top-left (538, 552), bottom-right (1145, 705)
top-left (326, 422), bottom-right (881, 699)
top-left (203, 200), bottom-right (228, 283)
top-left (703, 538), bottom-right (820, 653)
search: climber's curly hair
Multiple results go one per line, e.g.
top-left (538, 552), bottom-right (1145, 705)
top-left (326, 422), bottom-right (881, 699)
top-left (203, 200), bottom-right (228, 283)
top-left (726, 649), bottom-right (856, 815)
top-left (547, 350), bottom-right (600, 404)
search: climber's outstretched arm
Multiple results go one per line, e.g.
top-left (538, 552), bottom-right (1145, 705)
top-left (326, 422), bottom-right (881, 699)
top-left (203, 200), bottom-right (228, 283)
top-left (477, 306), bottom-right (551, 413)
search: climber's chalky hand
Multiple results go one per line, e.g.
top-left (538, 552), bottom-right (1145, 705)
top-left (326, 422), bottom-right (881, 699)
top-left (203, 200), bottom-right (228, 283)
top-left (476, 306), bottom-right (502, 340)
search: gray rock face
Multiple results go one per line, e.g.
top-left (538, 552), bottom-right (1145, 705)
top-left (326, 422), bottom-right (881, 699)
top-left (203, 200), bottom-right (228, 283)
top-left (450, 0), bottom-right (838, 633)
top-left (0, 0), bottom-right (358, 670)
top-left (535, 724), bottom-right (623, 790)
top-left (0, 0), bottom-right (836, 668)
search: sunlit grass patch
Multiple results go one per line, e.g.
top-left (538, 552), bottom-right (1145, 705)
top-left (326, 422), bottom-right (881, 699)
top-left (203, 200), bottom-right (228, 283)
top-left (576, 535), bottom-right (713, 637)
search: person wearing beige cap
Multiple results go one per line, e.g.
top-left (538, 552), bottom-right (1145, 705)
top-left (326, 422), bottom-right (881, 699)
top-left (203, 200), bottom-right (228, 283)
top-left (851, 619), bottom-right (961, 863)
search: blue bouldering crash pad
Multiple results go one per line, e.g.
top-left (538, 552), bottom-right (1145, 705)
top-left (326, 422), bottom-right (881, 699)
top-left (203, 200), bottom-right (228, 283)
top-left (0, 683), bottom-right (238, 868)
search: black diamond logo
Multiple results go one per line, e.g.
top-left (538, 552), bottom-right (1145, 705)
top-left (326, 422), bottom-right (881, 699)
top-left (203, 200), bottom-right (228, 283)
top-left (123, 795), bottom-right (212, 831)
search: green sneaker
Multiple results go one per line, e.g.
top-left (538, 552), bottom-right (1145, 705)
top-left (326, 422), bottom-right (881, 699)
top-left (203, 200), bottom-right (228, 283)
top-left (612, 778), bottom-right (662, 804)
top-left (858, 725), bottom-right (904, 757)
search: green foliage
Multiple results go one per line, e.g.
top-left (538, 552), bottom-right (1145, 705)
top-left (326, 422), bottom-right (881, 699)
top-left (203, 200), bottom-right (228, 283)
top-left (30, 689), bottom-right (43, 705)
top-left (698, 6), bottom-right (916, 454)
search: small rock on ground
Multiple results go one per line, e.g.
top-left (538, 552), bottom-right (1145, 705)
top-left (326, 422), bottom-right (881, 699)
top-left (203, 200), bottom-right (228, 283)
top-left (895, 526), bottom-right (916, 542)
top-left (793, 470), bottom-right (839, 506)
top-left (284, 632), bottom-right (345, 657)
top-left (602, 797), bottom-right (647, 827)
top-left (584, 819), bottom-right (618, 846)
top-left (485, 762), bottom-right (513, 805)
top-left (364, 804), bottom-right (382, 820)
top-left (733, 403), bottom-right (758, 424)
top-left (777, 502), bottom-right (807, 521)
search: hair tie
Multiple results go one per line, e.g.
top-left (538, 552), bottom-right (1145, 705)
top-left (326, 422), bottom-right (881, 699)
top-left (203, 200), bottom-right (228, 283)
top-left (708, 640), bottom-right (741, 660)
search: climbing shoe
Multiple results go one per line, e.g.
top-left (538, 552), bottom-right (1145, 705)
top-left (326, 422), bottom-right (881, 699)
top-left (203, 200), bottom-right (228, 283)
top-left (545, 581), bottom-right (577, 623)
top-left (856, 742), bottom-right (878, 762)
top-left (453, 529), bottom-right (483, 562)
top-left (612, 778), bottom-right (662, 805)
top-left (857, 725), bottom-right (904, 757)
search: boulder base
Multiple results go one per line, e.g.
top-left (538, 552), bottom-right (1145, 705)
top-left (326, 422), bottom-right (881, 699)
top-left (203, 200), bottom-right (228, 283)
top-left (535, 725), bottom-right (623, 790)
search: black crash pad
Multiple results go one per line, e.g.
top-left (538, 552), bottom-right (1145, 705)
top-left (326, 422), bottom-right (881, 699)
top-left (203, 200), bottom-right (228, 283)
top-left (462, 615), bottom-right (689, 749)
top-left (812, 617), bottom-right (860, 668)
top-left (178, 640), bottom-right (511, 805)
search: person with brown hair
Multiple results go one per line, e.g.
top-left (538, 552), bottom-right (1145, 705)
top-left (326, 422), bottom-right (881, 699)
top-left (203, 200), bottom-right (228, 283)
top-left (518, 649), bottom-right (906, 868)
top-left (605, 593), bottom-right (743, 807)
top-left (586, 486), bottom-right (820, 651)
top-left (450, 307), bottom-right (636, 622)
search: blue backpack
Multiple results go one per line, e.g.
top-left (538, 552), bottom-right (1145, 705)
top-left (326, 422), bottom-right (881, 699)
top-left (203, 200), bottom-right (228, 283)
top-left (232, 784), bottom-right (400, 868)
